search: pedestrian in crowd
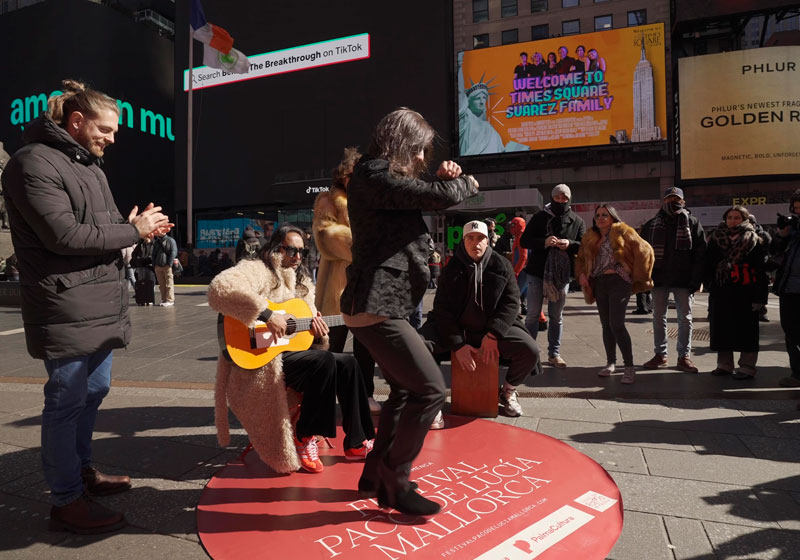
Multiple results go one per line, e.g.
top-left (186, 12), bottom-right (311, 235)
top-left (218, 251), bottom-right (232, 271)
top-left (520, 184), bottom-right (586, 367)
top-left (198, 250), bottom-right (210, 276)
top-left (312, 147), bottom-right (381, 414)
top-left (121, 244), bottom-right (136, 289)
top-left (428, 248), bottom-right (441, 289)
top-left (0, 80), bottom-right (171, 533)
top-left (209, 248), bottom-right (221, 275)
top-left (4, 253), bottom-right (19, 281)
top-left (153, 232), bottom-right (178, 307)
top-left (705, 206), bottom-right (770, 379)
top-left (208, 224), bottom-right (375, 474)
top-left (234, 225), bottom-right (263, 263)
top-left (484, 217), bottom-right (498, 247)
top-left (575, 205), bottom-right (654, 384)
top-left (509, 217), bottom-right (528, 314)
top-left (770, 188), bottom-right (800, 387)
top-left (0, 141), bottom-right (10, 230)
top-left (131, 237), bottom-right (156, 306)
top-left (421, 220), bottom-right (541, 417)
top-left (640, 187), bottom-right (707, 373)
top-left (341, 108), bottom-right (478, 516)
top-left (303, 227), bottom-right (319, 281)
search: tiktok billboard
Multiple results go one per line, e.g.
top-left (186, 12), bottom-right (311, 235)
top-left (678, 46), bottom-right (800, 181)
top-left (457, 23), bottom-right (666, 156)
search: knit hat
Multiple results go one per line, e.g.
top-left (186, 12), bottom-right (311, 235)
top-left (463, 220), bottom-right (488, 238)
top-left (243, 226), bottom-right (257, 240)
top-left (552, 184), bottom-right (571, 200)
top-left (663, 186), bottom-right (685, 200)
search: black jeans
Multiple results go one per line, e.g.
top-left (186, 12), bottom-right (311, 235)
top-left (780, 294), bottom-right (800, 378)
top-left (282, 350), bottom-right (374, 449)
top-left (328, 325), bottom-right (377, 397)
top-left (594, 274), bottom-right (634, 366)
top-left (350, 319), bottom-right (446, 496)
top-left (418, 321), bottom-right (542, 386)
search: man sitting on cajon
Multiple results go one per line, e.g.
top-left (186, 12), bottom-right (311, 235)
top-left (421, 220), bottom-right (541, 417)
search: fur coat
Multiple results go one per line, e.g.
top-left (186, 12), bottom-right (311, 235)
top-left (312, 185), bottom-right (352, 316)
top-left (208, 256), bottom-right (324, 473)
top-left (575, 222), bottom-right (655, 303)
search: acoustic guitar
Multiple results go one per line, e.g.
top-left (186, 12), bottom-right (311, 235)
top-left (218, 298), bottom-right (345, 370)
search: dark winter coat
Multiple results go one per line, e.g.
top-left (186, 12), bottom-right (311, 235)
top-left (520, 205), bottom-right (586, 278)
top-left (704, 229), bottom-right (769, 352)
top-left (771, 228), bottom-right (800, 296)
top-left (640, 209), bottom-right (707, 291)
top-left (131, 240), bottom-right (156, 282)
top-left (1, 115), bottom-right (139, 359)
top-left (153, 234), bottom-right (178, 268)
top-left (428, 243), bottom-right (524, 350)
top-left (341, 156), bottom-right (478, 319)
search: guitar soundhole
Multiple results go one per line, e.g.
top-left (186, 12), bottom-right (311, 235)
top-left (285, 317), bottom-right (297, 336)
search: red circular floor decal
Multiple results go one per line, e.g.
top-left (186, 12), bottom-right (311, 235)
top-left (197, 416), bottom-right (623, 559)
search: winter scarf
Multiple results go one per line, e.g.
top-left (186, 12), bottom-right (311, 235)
top-left (542, 209), bottom-right (571, 301)
top-left (711, 220), bottom-right (759, 286)
top-left (644, 205), bottom-right (692, 268)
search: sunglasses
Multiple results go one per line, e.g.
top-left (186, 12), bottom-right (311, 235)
top-left (279, 246), bottom-right (309, 258)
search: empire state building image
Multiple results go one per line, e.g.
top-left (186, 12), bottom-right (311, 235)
top-left (631, 37), bottom-right (662, 142)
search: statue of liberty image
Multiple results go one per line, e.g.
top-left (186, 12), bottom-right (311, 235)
top-left (458, 52), bottom-right (530, 156)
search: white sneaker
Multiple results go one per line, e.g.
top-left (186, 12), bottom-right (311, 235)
top-left (499, 387), bottom-right (523, 417)
top-left (430, 410), bottom-right (444, 430)
top-left (160, 301), bottom-right (174, 307)
top-left (598, 364), bottom-right (615, 377)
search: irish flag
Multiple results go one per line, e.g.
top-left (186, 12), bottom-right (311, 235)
top-left (190, 0), bottom-right (249, 74)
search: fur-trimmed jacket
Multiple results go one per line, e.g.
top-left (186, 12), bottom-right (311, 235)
top-left (208, 256), bottom-right (326, 473)
top-left (312, 185), bottom-right (352, 316)
top-left (574, 222), bottom-right (655, 303)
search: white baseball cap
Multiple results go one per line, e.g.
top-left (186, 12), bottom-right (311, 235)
top-left (463, 220), bottom-right (488, 238)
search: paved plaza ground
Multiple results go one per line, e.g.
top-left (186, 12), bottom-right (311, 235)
top-left (0, 285), bottom-right (798, 559)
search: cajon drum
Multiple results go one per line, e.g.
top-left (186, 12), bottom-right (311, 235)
top-left (450, 351), bottom-right (499, 418)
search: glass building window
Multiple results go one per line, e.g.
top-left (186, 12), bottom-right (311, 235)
top-left (473, 33), bottom-right (490, 49)
top-left (531, 23), bottom-right (549, 40)
top-left (502, 28), bottom-right (519, 45)
top-left (628, 9), bottom-right (646, 26)
top-left (473, 0), bottom-right (488, 23)
top-left (562, 0), bottom-right (579, 8)
top-left (562, 19), bottom-right (580, 35)
top-left (531, 0), bottom-right (547, 12)
top-left (502, 0), bottom-right (517, 18)
top-left (595, 15), bottom-right (612, 31)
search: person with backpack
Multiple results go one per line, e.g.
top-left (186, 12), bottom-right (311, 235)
top-left (153, 232), bottom-right (178, 307)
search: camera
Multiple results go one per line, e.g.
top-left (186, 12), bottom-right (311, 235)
top-left (777, 213), bottom-right (799, 229)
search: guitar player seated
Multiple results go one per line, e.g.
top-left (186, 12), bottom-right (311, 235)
top-left (208, 224), bottom-right (375, 474)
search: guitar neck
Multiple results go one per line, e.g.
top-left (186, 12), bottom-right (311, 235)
top-left (292, 314), bottom-right (345, 333)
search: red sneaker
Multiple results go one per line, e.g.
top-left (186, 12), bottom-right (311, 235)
top-left (344, 439), bottom-right (374, 461)
top-left (295, 436), bottom-right (324, 473)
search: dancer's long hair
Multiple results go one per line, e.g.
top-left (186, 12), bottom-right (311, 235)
top-left (368, 107), bottom-right (435, 178)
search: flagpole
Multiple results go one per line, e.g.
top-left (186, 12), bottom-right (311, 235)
top-left (187, 22), bottom-right (194, 246)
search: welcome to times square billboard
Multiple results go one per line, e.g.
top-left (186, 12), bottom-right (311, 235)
top-left (457, 23), bottom-right (666, 156)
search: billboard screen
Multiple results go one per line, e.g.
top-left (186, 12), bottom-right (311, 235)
top-left (457, 23), bottom-right (666, 156)
top-left (678, 46), bottom-right (800, 181)
top-left (0, 0), bottom-right (174, 216)
top-left (174, 0), bottom-right (453, 211)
